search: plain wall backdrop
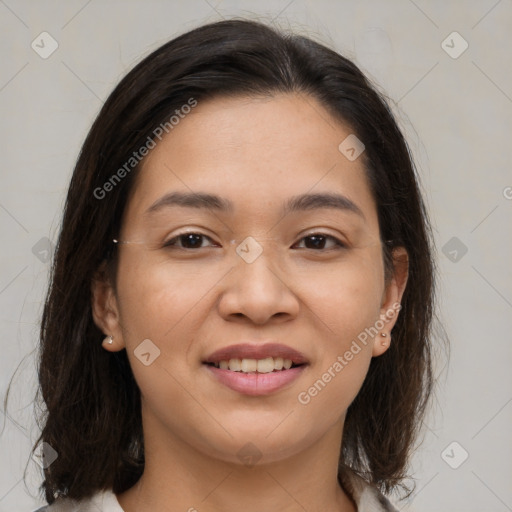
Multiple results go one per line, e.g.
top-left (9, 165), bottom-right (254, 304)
top-left (1, 1), bottom-right (511, 511)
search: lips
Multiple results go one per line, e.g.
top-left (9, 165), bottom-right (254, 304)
top-left (202, 343), bottom-right (309, 396)
top-left (204, 364), bottom-right (307, 395)
top-left (203, 342), bottom-right (309, 365)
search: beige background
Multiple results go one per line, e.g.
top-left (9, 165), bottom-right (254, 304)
top-left (1, 1), bottom-right (511, 511)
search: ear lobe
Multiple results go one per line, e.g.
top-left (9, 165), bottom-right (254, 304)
top-left (91, 261), bottom-right (125, 351)
top-left (372, 247), bottom-right (409, 357)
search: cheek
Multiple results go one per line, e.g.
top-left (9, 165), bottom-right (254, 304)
top-left (115, 256), bottom-right (229, 388)
top-left (305, 247), bottom-right (384, 338)
top-left (114, 257), bottom-right (209, 410)
top-left (296, 249), bottom-right (384, 412)
top-left (116, 254), bottom-right (211, 334)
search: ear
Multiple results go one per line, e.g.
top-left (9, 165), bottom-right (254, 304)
top-left (91, 260), bottom-right (125, 352)
top-left (372, 246), bottom-right (409, 357)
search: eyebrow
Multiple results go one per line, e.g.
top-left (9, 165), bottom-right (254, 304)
top-left (144, 191), bottom-right (365, 219)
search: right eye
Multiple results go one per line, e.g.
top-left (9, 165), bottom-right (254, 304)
top-left (162, 232), bottom-right (219, 250)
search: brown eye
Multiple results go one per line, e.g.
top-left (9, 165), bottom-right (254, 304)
top-left (162, 232), bottom-right (346, 251)
top-left (294, 234), bottom-right (346, 251)
top-left (163, 233), bottom-right (217, 250)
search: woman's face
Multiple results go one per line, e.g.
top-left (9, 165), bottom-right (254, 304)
top-left (93, 93), bottom-right (406, 465)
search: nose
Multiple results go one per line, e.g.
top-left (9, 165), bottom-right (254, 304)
top-left (217, 241), bottom-right (300, 325)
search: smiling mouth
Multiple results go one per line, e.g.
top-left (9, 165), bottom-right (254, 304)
top-left (204, 357), bottom-right (305, 373)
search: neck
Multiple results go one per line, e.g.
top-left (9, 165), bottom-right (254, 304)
top-left (117, 412), bottom-right (356, 512)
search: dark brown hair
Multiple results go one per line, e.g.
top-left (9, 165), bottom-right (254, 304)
top-left (25, 18), bottom-right (438, 504)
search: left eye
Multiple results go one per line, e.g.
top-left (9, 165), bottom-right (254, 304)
top-left (163, 233), bottom-right (345, 251)
top-left (293, 234), bottom-right (346, 251)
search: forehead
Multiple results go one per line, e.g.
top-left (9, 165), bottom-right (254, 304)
top-left (124, 93), bottom-right (378, 230)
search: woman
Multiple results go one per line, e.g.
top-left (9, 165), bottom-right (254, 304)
top-left (32, 18), bottom-right (436, 512)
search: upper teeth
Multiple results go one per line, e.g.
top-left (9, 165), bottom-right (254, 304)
top-left (214, 357), bottom-right (294, 373)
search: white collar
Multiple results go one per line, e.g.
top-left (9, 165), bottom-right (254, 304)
top-left (339, 469), bottom-right (399, 511)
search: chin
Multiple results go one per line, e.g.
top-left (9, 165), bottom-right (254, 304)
top-left (198, 426), bottom-right (312, 467)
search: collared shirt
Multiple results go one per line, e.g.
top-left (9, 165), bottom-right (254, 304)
top-left (33, 470), bottom-right (398, 512)
top-left (339, 469), bottom-right (399, 511)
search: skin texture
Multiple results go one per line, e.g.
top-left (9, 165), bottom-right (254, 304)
top-left (91, 93), bottom-right (408, 512)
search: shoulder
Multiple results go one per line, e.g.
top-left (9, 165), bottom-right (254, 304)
top-left (30, 488), bottom-right (123, 512)
top-left (339, 469), bottom-right (399, 512)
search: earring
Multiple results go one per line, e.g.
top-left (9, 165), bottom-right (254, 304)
top-left (380, 333), bottom-right (388, 347)
top-left (103, 334), bottom-right (114, 345)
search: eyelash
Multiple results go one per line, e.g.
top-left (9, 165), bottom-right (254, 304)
top-left (162, 232), bottom-right (347, 251)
